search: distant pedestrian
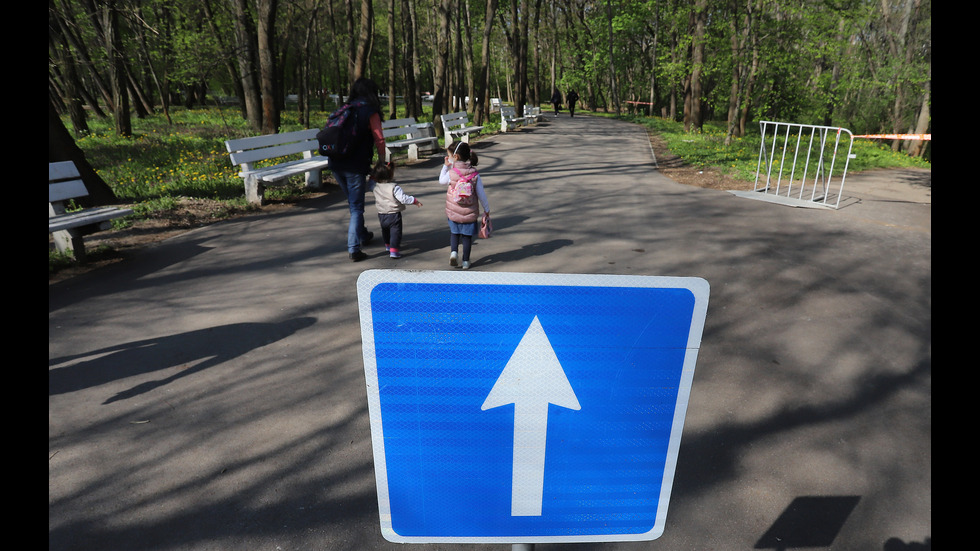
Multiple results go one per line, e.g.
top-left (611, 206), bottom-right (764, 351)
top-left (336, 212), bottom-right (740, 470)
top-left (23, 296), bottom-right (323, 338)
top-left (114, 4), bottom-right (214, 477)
top-left (566, 90), bottom-right (580, 117)
top-left (439, 141), bottom-right (490, 270)
top-left (550, 89), bottom-right (563, 116)
top-left (369, 161), bottom-right (422, 259)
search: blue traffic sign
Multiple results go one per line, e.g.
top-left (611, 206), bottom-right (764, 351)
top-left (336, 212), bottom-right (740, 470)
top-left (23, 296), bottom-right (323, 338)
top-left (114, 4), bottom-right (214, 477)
top-left (356, 270), bottom-right (709, 544)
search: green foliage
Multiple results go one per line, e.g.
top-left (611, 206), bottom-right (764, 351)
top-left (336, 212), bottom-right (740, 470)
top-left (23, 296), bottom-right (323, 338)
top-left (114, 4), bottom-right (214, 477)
top-left (73, 107), bottom-right (249, 201)
top-left (69, 105), bottom-right (366, 204)
top-left (49, 249), bottom-right (76, 274)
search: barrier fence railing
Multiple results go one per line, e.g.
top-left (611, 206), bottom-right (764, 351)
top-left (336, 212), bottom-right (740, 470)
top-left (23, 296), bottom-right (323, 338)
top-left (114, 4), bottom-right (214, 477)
top-left (754, 121), bottom-right (855, 209)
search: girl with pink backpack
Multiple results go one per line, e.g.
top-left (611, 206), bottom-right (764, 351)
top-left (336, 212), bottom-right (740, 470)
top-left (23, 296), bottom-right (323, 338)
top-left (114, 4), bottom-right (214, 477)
top-left (439, 141), bottom-right (491, 269)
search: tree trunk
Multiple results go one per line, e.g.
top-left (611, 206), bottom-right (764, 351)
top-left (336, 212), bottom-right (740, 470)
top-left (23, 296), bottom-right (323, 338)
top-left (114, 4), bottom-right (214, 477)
top-left (202, 0), bottom-right (244, 116)
top-left (257, 0), bottom-right (280, 134)
top-left (881, 0), bottom-right (919, 151)
top-left (432, 0), bottom-right (452, 135)
top-left (473, 0), bottom-right (498, 125)
top-left (49, 8), bottom-right (91, 137)
top-left (345, 0), bottom-right (357, 79)
top-left (49, 98), bottom-right (117, 206)
top-left (402, 0), bottom-right (421, 118)
top-left (506, 0), bottom-right (530, 115)
top-left (124, 63), bottom-right (154, 117)
top-left (738, 0), bottom-right (761, 137)
top-left (724, 0), bottom-right (749, 145)
top-left (75, 0), bottom-right (116, 112)
top-left (103, 0), bottom-right (131, 136)
top-left (387, 0), bottom-right (398, 119)
top-left (230, 0), bottom-right (263, 131)
top-left (325, 0), bottom-right (345, 97)
top-left (352, 0), bottom-right (374, 80)
top-left (462, 0), bottom-right (476, 114)
top-left (906, 62), bottom-right (930, 158)
top-left (529, 0), bottom-right (543, 106)
top-left (301, 0), bottom-right (322, 128)
top-left (645, 4), bottom-right (659, 118)
top-left (605, 0), bottom-right (619, 115)
top-left (686, 0), bottom-right (706, 132)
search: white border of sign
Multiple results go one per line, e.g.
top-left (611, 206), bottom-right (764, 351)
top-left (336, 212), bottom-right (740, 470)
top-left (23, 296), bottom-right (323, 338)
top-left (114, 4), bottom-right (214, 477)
top-left (356, 270), bottom-right (709, 544)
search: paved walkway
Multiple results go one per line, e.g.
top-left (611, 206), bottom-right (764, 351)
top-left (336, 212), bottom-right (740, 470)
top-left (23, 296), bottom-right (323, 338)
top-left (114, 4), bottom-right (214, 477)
top-left (49, 114), bottom-right (930, 551)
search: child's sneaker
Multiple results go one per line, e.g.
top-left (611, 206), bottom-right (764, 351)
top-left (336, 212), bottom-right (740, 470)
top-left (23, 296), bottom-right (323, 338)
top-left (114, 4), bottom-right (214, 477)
top-left (461, 260), bottom-right (471, 270)
top-left (389, 249), bottom-right (401, 259)
top-left (449, 251), bottom-right (458, 267)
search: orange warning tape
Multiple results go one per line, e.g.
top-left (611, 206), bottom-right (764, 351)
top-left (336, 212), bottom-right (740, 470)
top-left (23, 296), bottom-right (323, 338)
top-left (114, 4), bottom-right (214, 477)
top-left (853, 134), bottom-right (931, 141)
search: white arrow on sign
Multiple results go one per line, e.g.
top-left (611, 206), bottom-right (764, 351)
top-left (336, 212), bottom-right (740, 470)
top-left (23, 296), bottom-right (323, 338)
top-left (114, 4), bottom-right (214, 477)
top-left (481, 315), bottom-right (581, 516)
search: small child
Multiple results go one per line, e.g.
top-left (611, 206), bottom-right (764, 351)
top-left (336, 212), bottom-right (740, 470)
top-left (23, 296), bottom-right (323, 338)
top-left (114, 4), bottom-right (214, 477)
top-left (439, 142), bottom-right (490, 269)
top-left (369, 161), bottom-right (422, 259)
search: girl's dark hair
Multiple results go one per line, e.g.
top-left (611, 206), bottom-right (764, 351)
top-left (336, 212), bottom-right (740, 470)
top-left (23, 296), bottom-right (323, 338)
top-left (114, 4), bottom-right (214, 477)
top-left (348, 77), bottom-right (381, 112)
top-left (370, 161), bottom-right (394, 182)
top-left (448, 141), bottom-right (479, 167)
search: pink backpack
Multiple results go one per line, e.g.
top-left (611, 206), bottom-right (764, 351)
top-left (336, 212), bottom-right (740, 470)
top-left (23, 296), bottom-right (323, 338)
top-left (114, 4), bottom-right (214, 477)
top-left (451, 168), bottom-right (477, 205)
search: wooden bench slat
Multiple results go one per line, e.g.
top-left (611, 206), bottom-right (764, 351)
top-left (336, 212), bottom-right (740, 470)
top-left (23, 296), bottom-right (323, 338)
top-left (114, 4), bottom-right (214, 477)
top-left (387, 137), bottom-right (439, 147)
top-left (49, 179), bottom-right (90, 203)
top-left (49, 160), bottom-right (81, 182)
top-left (49, 206), bottom-right (134, 232)
top-left (242, 157), bottom-right (332, 181)
top-left (224, 128), bottom-right (319, 153)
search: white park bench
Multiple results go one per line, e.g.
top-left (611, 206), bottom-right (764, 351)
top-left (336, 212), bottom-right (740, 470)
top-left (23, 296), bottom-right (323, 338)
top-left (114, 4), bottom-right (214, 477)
top-left (224, 129), bottom-right (331, 205)
top-left (382, 118), bottom-right (439, 162)
top-left (490, 98), bottom-right (502, 113)
top-left (499, 105), bottom-right (528, 132)
top-left (441, 111), bottom-right (484, 148)
top-left (524, 105), bottom-right (544, 122)
top-left (49, 160), bottom-right (133, 260)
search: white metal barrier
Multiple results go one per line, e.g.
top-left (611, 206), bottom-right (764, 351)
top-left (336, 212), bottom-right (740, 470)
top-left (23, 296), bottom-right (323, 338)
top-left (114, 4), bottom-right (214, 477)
top-left (748, 121), bottom-right (856, 209)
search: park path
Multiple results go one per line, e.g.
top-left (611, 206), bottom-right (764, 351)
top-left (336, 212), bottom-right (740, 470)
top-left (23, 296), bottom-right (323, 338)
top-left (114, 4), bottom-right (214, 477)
top-left (50, 113), bottom-right (929, 551)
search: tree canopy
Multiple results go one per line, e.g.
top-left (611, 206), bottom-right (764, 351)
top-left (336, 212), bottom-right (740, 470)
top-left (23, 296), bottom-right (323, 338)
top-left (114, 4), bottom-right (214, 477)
top-left (49, 0), bottom-right (930, 155)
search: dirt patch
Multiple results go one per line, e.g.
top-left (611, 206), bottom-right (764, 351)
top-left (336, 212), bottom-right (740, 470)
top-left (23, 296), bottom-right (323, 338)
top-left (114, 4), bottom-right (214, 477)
top-left (648, 132), bottom-right (755, 192)
top-left (50, 135), bottom-right (752, 283)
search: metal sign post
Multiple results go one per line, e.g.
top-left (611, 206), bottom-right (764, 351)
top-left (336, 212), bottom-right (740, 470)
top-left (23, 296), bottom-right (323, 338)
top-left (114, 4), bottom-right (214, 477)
top-left (356, 270), bottom-right (709, 544)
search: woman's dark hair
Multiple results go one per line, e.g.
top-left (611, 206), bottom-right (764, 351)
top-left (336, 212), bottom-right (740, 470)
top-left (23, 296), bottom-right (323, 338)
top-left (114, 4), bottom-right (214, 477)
top-left (448, 141), bottom-right (479, 167)
top-left (348, 77), bottom-right (381, 111)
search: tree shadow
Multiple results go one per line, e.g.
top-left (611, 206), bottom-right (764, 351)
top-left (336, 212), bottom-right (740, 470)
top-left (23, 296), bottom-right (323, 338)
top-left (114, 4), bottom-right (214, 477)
top-left (474, 238), bottom-right (573, 267)
top-left (49, 317), bottom-right (317, 404)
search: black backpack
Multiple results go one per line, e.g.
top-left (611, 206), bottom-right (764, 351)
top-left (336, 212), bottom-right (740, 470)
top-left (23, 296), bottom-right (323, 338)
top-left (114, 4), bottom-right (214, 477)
top-left (317, 100), bottom-right (364, 158)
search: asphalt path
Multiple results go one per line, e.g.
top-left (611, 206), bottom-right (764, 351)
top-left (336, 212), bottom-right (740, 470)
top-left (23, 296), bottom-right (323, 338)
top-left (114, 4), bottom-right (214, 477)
top-left (49, 113), bottom-right (931, 551)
